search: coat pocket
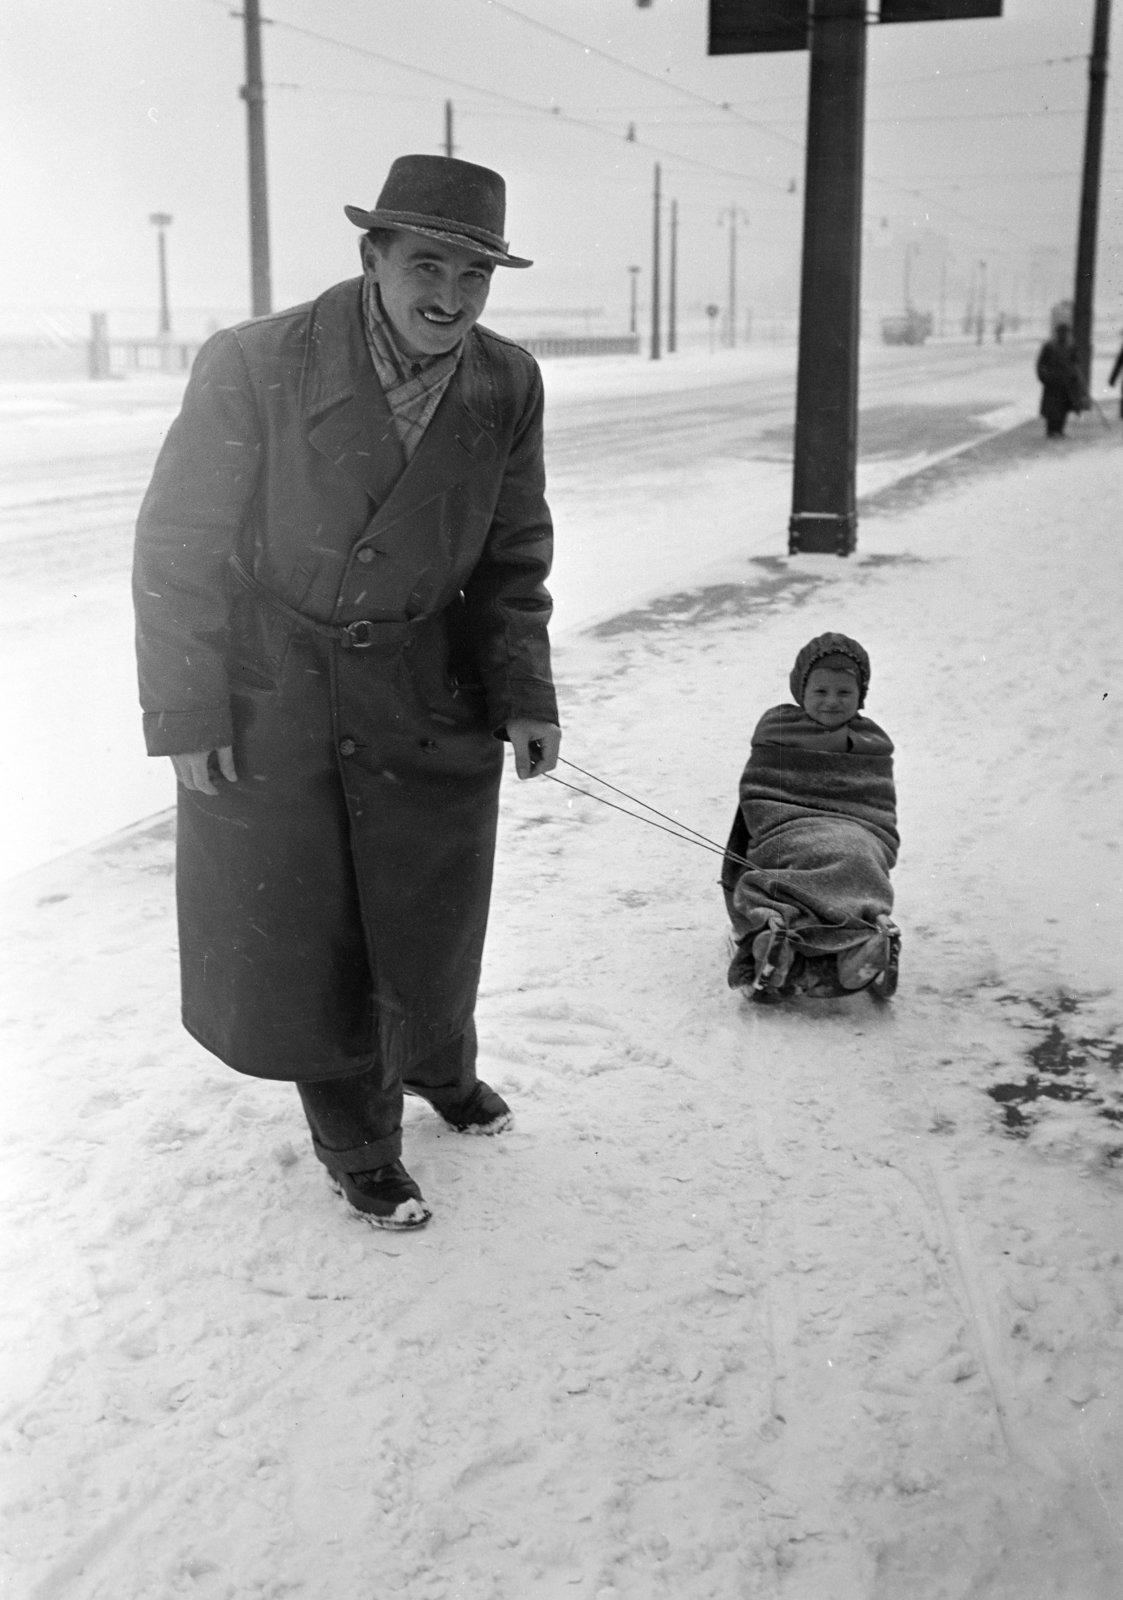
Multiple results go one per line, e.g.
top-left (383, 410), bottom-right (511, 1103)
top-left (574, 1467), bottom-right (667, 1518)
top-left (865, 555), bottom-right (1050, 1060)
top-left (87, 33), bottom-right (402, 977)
top-left (225, 584), bottom-right (297, 691)
top-left (403, 608), bottom-right (489, 733)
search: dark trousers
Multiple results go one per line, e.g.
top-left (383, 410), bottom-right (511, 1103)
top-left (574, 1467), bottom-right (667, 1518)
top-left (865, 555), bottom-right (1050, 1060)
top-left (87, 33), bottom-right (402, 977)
top-left (297, 1022), bottom-right (478, 1174)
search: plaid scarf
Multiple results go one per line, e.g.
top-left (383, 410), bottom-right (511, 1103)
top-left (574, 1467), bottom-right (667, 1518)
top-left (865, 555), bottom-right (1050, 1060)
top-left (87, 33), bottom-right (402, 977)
top-left (361, 274), bottom-right (462, 462)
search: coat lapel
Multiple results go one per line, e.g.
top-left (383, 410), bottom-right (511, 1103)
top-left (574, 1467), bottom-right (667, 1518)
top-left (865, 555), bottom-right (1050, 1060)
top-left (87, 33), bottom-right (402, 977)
top-left (302, 282), bottom-right (498, 530)
top-left (364, 333), bottom-right (499, 539)
top-left (303, 280), bottom-right (406, 504)
top-left (306, 361), bottom-right (406, 505)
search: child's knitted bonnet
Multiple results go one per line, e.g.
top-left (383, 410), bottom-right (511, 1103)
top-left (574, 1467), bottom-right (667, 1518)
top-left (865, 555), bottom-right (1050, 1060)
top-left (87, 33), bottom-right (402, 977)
top-left (790, 633), bottom-right (871, 708)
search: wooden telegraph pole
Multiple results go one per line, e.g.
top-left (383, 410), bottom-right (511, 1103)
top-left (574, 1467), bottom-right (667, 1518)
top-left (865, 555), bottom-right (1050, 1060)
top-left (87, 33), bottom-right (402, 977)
top-left (444, 100), bottom-right (455, 158)
top-left (1072, 0), bottom-right (1112, 396)
top-left (241, 0), bottom-right (272, 316)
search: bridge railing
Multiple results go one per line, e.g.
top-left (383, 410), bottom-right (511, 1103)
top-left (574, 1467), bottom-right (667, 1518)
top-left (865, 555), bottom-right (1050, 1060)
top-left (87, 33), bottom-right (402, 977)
top-left (86, 315), bottom-right (640, 377)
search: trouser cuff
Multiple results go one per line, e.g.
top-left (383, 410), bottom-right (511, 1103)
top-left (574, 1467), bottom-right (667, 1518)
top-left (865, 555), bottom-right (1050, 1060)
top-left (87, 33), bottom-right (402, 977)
top-left (310, 1131), bottom-right (402, 1174)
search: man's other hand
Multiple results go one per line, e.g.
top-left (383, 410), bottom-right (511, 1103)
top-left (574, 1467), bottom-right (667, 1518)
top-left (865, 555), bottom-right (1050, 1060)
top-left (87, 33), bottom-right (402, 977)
top-left (506, 720), bottom-right (561, 780)
top-left (171, 746), bottom-right (238, 795)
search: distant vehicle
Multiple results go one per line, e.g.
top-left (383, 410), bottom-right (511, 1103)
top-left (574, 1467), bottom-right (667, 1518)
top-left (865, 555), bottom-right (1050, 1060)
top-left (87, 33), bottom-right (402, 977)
top-left (880, 309), bottom-right (932, 346)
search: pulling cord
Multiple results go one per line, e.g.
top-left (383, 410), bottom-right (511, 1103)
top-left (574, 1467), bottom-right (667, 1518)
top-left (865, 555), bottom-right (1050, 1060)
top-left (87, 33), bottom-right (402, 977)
top-left (541, 758), bottom-right (752, 871)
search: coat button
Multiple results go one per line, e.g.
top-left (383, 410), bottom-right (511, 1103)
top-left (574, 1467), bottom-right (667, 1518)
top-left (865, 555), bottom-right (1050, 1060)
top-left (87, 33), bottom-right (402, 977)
top-left (339, 738), bottom-right (356, 757)
top-left (356, 547), bottom-right (374, 563)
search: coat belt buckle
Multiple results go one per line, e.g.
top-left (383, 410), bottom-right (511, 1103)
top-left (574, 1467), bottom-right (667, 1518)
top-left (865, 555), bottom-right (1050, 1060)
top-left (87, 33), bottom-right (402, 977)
top-left (344, 619), bottom-right (375, 649)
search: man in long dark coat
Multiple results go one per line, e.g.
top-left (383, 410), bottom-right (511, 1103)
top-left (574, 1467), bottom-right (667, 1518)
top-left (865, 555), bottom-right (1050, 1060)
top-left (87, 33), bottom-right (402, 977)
top-left (133, 156), bottom-right (560, 1230)
top-left (1035, 322), bottom-right (1085, 437)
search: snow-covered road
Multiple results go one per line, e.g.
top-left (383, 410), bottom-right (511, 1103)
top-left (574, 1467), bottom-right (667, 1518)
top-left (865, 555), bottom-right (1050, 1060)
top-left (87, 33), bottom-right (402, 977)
top-left (3, 415), bottom-right (1121, 1599)
top-left (0, 338), bottom-right (1049, 879)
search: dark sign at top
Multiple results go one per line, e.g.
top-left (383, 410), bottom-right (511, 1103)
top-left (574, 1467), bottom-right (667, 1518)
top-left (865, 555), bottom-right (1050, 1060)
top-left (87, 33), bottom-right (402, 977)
top-left (708, 0), bottom-right (1002, 55)
top-left (708, 0), bottom-right (807, 55)
top-left (880, 1), bottom-right (1001, 19)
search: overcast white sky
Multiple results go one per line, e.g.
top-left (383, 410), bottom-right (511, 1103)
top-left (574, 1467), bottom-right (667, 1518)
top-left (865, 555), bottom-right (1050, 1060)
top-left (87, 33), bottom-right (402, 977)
top-left (2, 0), bottom-right (1120, 335)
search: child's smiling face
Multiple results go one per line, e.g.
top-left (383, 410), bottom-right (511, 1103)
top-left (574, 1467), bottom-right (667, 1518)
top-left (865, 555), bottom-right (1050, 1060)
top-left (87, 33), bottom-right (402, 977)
top-left (802, 666), bottom-right (861, 728)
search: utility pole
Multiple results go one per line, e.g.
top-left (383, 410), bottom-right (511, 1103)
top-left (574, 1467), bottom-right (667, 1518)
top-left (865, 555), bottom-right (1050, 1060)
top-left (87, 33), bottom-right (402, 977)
top-left (650, 163), bottom-right (662, 361)
top-left (149, 213), bottom-right (173, 335)
top-left (789, 0), bottom-right (866, 556)
top-left (628, 265), bottom-right (641, 335)
top-left (669, 199), bottom-right (678, 353)
top-left (976, 258), bottom-right (987, 343)
top-left (444, 100), bottom-right (455, 158)
top-left (241, 0), bottom-right (272, 316)
top-left (1073, 0), bottom-right (1112, 394)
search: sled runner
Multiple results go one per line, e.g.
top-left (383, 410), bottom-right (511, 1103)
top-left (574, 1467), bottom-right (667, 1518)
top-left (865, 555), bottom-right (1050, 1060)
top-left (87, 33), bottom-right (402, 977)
top-left (727, 913), bottom-right (901, 1004)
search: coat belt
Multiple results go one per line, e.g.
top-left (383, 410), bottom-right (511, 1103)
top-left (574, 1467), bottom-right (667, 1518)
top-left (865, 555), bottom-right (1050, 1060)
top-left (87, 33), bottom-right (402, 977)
top-left (229, 554), bottom-right (424, 650)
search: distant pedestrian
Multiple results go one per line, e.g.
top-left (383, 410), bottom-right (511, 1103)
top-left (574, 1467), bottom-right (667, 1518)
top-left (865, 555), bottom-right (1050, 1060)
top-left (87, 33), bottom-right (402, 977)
top-left (1109, 338), bottom-right (1123, 420)
top-left (1035, 322), bottom-right (1085, 437)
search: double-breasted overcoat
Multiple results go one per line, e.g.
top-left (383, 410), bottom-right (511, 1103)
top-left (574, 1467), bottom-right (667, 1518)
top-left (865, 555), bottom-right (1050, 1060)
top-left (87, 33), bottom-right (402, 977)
top-left (133, 278), bottom-right (557, 1084)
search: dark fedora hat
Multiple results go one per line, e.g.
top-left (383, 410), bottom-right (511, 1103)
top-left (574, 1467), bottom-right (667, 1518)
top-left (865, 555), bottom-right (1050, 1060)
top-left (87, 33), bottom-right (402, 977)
top-left (345, 154), bottom-right (532, 268)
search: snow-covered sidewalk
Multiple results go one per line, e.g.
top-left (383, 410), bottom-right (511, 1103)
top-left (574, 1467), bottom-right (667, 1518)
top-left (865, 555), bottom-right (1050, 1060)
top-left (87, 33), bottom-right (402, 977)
top-left (2, 421), bottom-right (1122, 1600)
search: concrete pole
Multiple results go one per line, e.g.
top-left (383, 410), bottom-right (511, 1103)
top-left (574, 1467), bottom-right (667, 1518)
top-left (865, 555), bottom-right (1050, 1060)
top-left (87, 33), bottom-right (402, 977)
top-left (242, 0), bottom-right (272, 316)
top-left (444, 100), bottom-right (455, 158)
top-left (628, 266), bottom-right (640, 335)
top-left (1073, 0), bottom-right (1112, 395)
top-left (789, 0), bottom-right (866, 557)
top-left (650, 163), bottom-right (661, 361)
top-left (669, 199), bottom-right (678, 354)
top-left (88, 312), bottom-right (111, 379)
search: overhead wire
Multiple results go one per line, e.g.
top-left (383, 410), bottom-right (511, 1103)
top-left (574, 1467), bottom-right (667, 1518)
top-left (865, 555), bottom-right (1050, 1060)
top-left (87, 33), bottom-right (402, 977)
top-left (195, 0), bottom-right (1093, 254)
top-left (468, 2), bottom-right (1089, 255)
top-left (202, 0), bottom-right (794, 196)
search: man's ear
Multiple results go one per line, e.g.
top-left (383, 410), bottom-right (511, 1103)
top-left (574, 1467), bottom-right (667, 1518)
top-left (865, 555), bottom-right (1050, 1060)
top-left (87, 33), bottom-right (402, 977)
top-left (359, 234), bottom-right (380, 277)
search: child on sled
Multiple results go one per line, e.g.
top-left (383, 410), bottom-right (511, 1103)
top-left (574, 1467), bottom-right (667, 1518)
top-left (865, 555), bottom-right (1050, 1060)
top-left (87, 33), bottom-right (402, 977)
top-left (721, 632), bottom-right (901, 1002)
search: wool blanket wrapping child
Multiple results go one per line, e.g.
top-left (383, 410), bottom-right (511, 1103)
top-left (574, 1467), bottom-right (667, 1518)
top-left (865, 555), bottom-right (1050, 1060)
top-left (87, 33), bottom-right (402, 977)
top-left (722, 705), bottom-right (899, 956)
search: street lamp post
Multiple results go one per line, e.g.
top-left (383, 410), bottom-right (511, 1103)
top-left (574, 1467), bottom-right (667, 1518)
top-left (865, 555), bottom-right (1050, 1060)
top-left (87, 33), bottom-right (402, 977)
top-left (149, 213), bottom-right (173, 337)
top-left (903, 239), bottom-right (919, 311)
top-left (976, 259), bottom-right (987, 344)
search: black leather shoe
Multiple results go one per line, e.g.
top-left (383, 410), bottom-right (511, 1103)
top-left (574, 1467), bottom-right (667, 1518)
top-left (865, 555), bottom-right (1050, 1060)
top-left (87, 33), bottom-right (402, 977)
top-left (431, 1081), bottom-right (512, 1135)
top-left (328, 1160), bottom-right (431, 1229)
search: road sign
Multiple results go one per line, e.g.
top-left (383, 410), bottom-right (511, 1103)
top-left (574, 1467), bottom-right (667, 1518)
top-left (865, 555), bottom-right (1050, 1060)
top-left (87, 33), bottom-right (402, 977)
top-left (708, 0), bottom-right (1002, 52)
top-left (880, 2), bottom-right (1001, 20)
top-left (708, 0), bottom-right (806, 54)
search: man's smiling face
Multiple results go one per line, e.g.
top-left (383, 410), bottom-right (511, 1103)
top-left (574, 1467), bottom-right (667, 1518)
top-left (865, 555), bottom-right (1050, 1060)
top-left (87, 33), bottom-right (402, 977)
top-left (370, 231), bottom-right (495, 359)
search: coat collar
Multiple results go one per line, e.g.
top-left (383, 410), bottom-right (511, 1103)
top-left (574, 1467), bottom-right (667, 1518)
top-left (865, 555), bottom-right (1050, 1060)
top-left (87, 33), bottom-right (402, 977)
top-left (303, 278), bottom-right (498, 519)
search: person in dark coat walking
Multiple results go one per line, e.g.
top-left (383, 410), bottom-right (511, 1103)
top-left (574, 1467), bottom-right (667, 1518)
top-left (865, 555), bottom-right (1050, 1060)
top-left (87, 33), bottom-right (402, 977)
top-left (1035, 322), bottom-right (1085, 437)
top-left (1108, 337), bottom-right (1123, 419)
top-left (133, 155), bottom-right (561, 1230)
